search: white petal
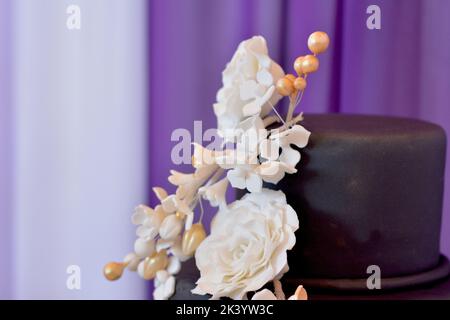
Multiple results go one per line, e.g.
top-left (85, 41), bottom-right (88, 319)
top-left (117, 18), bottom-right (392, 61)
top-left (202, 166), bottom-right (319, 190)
top-left (164, 276), bottom-right (176, 299)
top-left (285, 205), bottom-right (299, 231)
top-left (131, 205), bottom-right (152, 225)
top-left (279, 146), bottom-right (300, 167)
top-left (136, 225), bottom-right (158, 239)
top-left (167, 256), bottom-right (181, 275)
top-left (192, 143), bottom-right (216, 167)
top-left (242, 100), bottom-right (262, 117)
top-left (153, 187), bottom-right (168, 201)
top-left (252, 289), bottom-right (278, 300)
top-left (156, 238), bottom-right (175, 252)
top-left (259, 138), bottom-right (280, 161)
top-left (184, 212), bottom-right (194, 231)
top-left (156, 270), bottom-right (170, 283)
top-left (134, 238), bottom-right (155, 258)
top-left (282, 125), bottom-right (311, 148)
top-left (201, 178), bottom-right (229, 207)
top-left (246, 173), bottom-right (263, 193)
top-left (257, 161), bottom-right (296, 184)
top-left (256, 68), bottom-right (273, 86)
top-left (153, 283), bottom-right (166, 300)
top-left (257, 161), bottom-right (283, 179)
top-left (215, 149), bottom-right (238, 169)
top-left (137, 261), bottom-right (145, 279)
top-left (123, 253), bottom-right (141, 271)
top-left (227, 168), bottom-right (247, 189)
top-left (168, 170), bottom-right (194, 186)
top-left (159, 214), bottom-right (183, 240)
top-left (191, 285), bottom-right (207, 296)
top-left (161, 195), bottom-right (177, 213)
top-left (213, 102), bottom-right (226, 116)
top-left (254, 52), bottom-right (271, 68)
top-left (239, 80), bottom-right (258, 101)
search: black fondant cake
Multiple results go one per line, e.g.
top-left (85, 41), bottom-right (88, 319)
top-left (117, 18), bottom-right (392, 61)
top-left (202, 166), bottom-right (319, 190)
top-left (171, 113), bottom-right (449, 299)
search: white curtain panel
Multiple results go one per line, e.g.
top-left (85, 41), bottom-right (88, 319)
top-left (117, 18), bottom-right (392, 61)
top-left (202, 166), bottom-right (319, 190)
top-left (2, 0), bottom-right (149, 299)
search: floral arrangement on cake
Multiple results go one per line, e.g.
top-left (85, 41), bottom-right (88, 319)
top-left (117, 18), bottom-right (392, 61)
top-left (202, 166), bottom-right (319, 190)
top-left (104, 31), bottom-right (330, 300)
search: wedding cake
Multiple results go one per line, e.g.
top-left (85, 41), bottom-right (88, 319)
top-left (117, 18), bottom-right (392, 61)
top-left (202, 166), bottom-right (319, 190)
top-left (104, 32), bottom-right (449, 300)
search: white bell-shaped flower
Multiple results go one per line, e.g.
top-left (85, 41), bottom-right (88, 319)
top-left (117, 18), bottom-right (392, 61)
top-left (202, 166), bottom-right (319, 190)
top-left (159, 214), bottom-right (183, 240)
top-left (199, 178), bottom-right (229, 208)
top-left (134, 238), bottom-right (155, 258)
top-left (153, 270), bottom-right (176, 300)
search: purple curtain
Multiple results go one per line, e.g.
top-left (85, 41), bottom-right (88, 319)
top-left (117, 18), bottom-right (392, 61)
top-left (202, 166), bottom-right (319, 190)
top-left (149, 0), bottom-right (450, 257)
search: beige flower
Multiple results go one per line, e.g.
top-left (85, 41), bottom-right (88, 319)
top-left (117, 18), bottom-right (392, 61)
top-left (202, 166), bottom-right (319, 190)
top-left (214, 36), bottom-right (284, 141)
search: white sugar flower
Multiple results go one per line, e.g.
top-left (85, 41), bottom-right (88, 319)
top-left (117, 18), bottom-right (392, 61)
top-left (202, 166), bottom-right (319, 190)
top-left (256, 160), bottom-right (297, 184)
top-left (214, 36), bottom-right (284, 141)
top-left (226, 165), bottom-right (262, 193)
top-left (132, 205), bottom-right (166, 239)
top-left (192, 189), bottom-right (299, 300)
top-left (270, 124), bottom-right (311, 167)
top-left (199, 177), bottom-right (229, 208)
top-left (192, 143), bottom-right (217, 168)
top-left (153, 270), bottom-right (176, 300)
top-left (134, 238), bottom-right (155, 258)
top-left (253, 124), bottom-right (311, 184)
top-left (152, 255), bottom-right (182, 300)
top-left (159, 214), bottom-right (183, 240)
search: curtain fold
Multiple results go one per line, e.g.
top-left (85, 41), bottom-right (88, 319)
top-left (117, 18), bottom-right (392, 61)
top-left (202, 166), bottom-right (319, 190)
top-left (1, 0), bottom-right (149, 299)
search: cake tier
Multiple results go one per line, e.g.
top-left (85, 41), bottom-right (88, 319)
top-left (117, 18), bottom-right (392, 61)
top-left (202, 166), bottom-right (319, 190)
top-left (278, 113), bottom-right (446, 280)
top-left (170, 113), bottom-right (447, 299)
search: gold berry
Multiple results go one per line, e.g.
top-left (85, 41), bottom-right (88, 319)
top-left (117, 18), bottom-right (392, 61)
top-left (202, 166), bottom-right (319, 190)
top-left (182, 223), bottom-right (207, 256)
top-left (276, 77), bottom-right (295, 96)
top-left (142, 250), bottom-right (169, 280)
top-left (301, 55), bottom-right (319, 74)
top-left (103, 262), bottom-right (125, 281)
top-left (294, 56), bottom-right (305, 76)
top-left (308, 31), bottom-right (330, 55)
top-left (294, 77), bottom-right (307, 91)
top-left (285, 74), bottom-right (296, 83)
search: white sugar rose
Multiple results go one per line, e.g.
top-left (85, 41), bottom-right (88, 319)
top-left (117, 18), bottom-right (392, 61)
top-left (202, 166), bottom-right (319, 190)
top-left (214, 36), bottom-right (284, 141)
top-left (192, 189), bottom-right (299, 300)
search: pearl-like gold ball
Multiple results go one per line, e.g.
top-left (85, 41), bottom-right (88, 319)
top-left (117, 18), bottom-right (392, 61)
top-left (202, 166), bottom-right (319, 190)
top-left (294, 56), bottom-right (305, 76)
top-left (182, 223), bottom-right (207, 256)
top-left (301, 55), bottom-right (319, 74)
top-left (103, 262), bottom-right (125, 281)
top-left (308, 31), bottom-right (330, 55)
top-left (285, 74), bottom-right (296, 83)
top-left (142, 250), bottom-right (169, 280)
top-left (276, 77), bottom-right (295, 96)
top-left (294, 77), bottom-right (307, 91)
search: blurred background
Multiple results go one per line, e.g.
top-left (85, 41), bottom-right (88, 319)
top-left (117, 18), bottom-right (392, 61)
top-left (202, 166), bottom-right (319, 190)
top-left (0, 0), bottom-right (449, 299)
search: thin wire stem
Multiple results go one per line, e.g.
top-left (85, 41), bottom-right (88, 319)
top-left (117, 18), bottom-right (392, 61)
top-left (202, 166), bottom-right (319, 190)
top-left (198, 196), bottom-right (205, 222)
top-left (268, 100), bottom-right (286, 125)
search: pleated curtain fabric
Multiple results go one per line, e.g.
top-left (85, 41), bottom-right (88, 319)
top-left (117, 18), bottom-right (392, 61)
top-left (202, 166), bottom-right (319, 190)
top-left (1, 0), bottom-right (449, 299)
